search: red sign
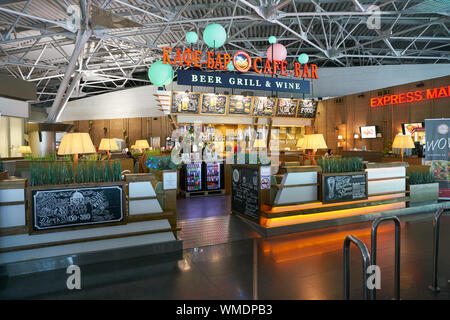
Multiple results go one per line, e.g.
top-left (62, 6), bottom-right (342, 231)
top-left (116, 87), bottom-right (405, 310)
top-left (162, 47), bottom-right (318, 79)
top-left (370, 86), bottom-right (449, 107)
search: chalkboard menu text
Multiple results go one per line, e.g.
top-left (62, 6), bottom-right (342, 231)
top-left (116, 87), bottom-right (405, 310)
top-left (322, 172), bottom-right (368, 204)
top-left (31, 185), bottom-right (124, 231)
top-left (276, 98), bottom-right (298, 117)
top-left (297, 100), bottom-right (318, 118)
top-left (231, 165), bottom-right (260, 221)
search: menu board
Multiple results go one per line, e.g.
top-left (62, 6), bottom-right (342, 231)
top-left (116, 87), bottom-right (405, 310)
top-left (31, 185), bottom-right (124, 231)
top-left (297, 100), bottom-right (318, 118)
top-left (231, 166), bottom-right (260, 221)
top-left (252, 97), bottom-right (276, 117)
top-left (322, 173), bottom-right (367, 204)
top-left (276, 98), bottom-right (298, 117)
top-left (201, 94), bottom-right (227, 114)
top-left (228, 95), bottom-right (252, 115)
top-left (171, 91), bottom-right (200, 114)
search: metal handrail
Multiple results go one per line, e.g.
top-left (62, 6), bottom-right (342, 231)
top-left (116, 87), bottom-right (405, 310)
top-left (371, 216), bottom-right (401, 300)
top-left (429, 208), bottom-right (449, 293)
top-left (343, 234), bottom-right (372, 300)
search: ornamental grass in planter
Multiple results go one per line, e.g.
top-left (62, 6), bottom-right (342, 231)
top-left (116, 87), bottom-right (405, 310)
top-left (317, 157), bottom-right (364, 173)
top-left (30, 160), bottom-right (122, 186)
top-left (407, 171), bottom-right (439, 206)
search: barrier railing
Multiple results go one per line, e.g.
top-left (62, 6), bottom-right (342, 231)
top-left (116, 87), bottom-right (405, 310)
top-left (343, 234), bottom-right (372, 300)
top-left (371, 216), bottom-right (401, 300)
top-left (429, 208), bottom-right (449, 293)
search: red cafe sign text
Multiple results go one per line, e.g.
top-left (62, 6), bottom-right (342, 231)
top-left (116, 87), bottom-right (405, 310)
top-left (162, 47), bottom-right (319, 79)
top-left (370, 86), bottom-right (450, 107)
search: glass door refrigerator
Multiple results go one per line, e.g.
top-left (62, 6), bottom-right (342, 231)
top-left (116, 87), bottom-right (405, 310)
top-left (185, 163), bottom-right (203, 192)
top-left (204, 162), bottom-right (223, 190)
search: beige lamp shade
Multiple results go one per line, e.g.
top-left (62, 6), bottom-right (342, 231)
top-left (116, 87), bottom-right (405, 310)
top-left (130, 145), bottom-right (136, 150)
top-left (253, 139), bottom-right (266, 148)
top-left (134, 139), bottom-right (150, 149)
top-left (98, 138), bottom-right (119, 151)
top-left (299, 134), bottom-right (328, 150)
top-left (57, 133), bottom-right (96, 155)
top-left (18, 145), bottom-right (32, 154)
top-left (296, 138), bottom-right (305, 147)
top-left (392, 134), bottom-right (415, 149)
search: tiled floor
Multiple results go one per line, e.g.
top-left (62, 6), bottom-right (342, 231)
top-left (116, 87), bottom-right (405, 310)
top-left (1, 208), bottom-right (450, 300)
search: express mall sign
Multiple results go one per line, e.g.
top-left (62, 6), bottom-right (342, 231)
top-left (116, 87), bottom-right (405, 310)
top-left (370, 86), bottom-right (449, 107)
top-left (162, 47), bottom-right (319, 79)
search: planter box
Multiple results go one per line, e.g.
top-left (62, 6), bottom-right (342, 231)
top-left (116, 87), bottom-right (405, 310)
top-left (408, 182), bottom-right (439, 207)
top-left (0, 171), bottom-right (8, 180)
top-left (27, 182), bottom-right (126, 233)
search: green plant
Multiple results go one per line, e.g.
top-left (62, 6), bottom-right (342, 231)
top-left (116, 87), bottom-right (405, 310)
top-left (317, 157), bottom-right (364, 173)
top-left (407, 171), bottom-right (435, 185)
top-left (30, 160), bottom-right (122, 186)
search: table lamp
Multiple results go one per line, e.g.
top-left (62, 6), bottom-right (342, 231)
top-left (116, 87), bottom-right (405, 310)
top-left (134, 139), bottom-right (150, 151)
top-left (98, 138), bottom-right (119, 160)
top-left (299, 134), bottom-right (328, 165)
top-left (296, 138), bottom-right (304, 150)
top-left (18, 145), bottom-right (32, 156)
top-left (58, 132), bottom-right (96, 166)
top-left (392, 134), bottom-right (415, 162)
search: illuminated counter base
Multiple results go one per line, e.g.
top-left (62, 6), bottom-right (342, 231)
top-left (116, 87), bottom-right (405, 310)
top-left (235, 163), bottom-right (426, 235)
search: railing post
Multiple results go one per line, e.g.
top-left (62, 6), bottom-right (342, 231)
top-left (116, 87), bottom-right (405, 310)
top-left (343, 234), bottom-right (372, 300)
top-left (371, 216), bottom-right (401, 300)
top-left (429, 208), bottom-right (448, 293)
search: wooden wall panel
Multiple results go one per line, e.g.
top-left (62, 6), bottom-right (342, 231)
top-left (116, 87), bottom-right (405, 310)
top-left (314, 75), bottom-right (449, 153)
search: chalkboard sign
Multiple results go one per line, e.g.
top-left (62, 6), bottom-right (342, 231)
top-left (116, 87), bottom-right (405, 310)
top-left (228, 95), bottom-right (252, 115)
top-left (297, 100), bottom-right (318, 118)
top-left (231, 166), bottom-right (260, 221)
top-left (201, 94), bottom-right (227, 114)
top-left (276, 98), bottom-right (298, 117)
top-left (171, 91), bottom-right (200, 114)
top-left (322, 172), bottom-right (368, 204)
top-left (252, 97), bottom-right (276, 117)
top-left (31, 185), bottom-right (124, 231)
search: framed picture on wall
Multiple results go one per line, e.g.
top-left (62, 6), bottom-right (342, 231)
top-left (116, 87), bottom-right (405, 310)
top-left (297, 100), bottom-right (318, 118)
top-left (252, 97), bottom-right (276, 117)
top-left (276, 98), bottom-right (298, 117)
top-left (201, 94), bottom-right (227, 115)
top-left (171, 92), bottom-right (200, 114)
top-left (227, 95), bottom-right (252, 115)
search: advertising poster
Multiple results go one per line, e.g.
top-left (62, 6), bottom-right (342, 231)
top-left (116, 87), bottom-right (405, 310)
top-left (276, 98), bottom-right (298, 117)
top-left (425, 119), bottom-right (450, 199)
top-left (171, 92), bottom-right (200, 114)
top-left (201, 94), bottom-right (227, 114)
top-left (228, 95), bottom-right (252, 115)
top-left (252, 97), bottom-right (276, 117)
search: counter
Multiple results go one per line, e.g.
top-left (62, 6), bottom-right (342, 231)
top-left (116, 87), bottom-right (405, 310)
top-left (231, 162), bottom-right (410, 235)
top-left (0, 172), bottom-right (181, 275)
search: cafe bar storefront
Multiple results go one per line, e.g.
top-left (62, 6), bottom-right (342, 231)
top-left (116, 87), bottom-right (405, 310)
top-left (0, 25), bottom-right (449, 277)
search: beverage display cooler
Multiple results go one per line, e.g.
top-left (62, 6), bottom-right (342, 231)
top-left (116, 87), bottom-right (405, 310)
top-left (185, 163), bottom-right (203, 192)
top-left (205, 162), bottom-right (222, 190)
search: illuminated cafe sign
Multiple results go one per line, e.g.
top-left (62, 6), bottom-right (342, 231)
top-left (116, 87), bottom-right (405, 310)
top-left (177, 69), bottom-right (310, 93)
top-left (370, 86), bottom-right (450, 107)
top-left (162, 47), bottom-right (319, 79)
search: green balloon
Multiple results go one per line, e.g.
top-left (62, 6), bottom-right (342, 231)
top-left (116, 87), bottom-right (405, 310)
top-left (186, 31), bottom-right (198, 44)
top-left (268, 36), bottom-right (277, 44)
top-left (148, 61), bottom-right (173, 87)
top-left (203, 23), bottom-right (227, 48)
top-left (298, 53), bottom-right (309, 64)
top-left (227, 62), bottom-right (235, 71)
